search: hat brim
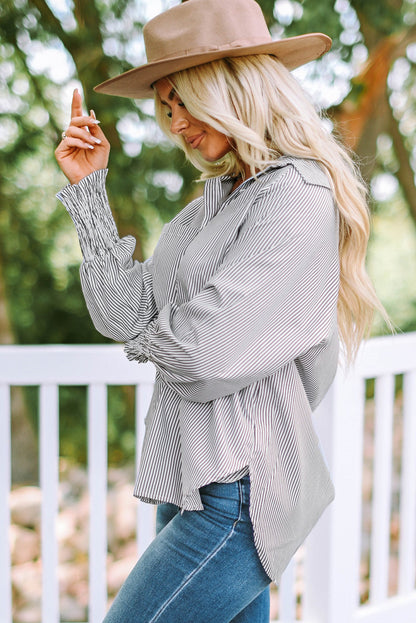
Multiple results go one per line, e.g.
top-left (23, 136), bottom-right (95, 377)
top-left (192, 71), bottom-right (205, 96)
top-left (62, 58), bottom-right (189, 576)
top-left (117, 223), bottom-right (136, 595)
top-left (94, 33), bottom-right (331, 99)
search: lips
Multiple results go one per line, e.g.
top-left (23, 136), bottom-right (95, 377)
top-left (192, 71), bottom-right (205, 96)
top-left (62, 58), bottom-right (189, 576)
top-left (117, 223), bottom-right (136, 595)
top-left (186, 133), bottom-right (204, 149)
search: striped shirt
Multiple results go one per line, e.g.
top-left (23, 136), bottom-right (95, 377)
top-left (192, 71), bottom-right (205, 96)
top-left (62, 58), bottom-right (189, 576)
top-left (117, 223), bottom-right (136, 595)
top-left (57, 155), bottom-right (339, 583)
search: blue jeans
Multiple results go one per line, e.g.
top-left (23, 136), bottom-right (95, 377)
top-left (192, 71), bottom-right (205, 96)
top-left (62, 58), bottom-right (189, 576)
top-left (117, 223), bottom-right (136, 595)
top-left (103, 476), bottom-right (271, 622)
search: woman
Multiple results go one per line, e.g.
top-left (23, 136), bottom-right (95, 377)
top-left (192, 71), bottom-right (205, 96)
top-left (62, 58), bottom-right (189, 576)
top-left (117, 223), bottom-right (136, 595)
top-left (55, 0), bottom-right (387, 621)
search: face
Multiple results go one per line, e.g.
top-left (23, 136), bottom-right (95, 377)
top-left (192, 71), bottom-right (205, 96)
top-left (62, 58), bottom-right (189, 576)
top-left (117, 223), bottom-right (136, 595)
top-left (155, 79), bottom-right (232, 162)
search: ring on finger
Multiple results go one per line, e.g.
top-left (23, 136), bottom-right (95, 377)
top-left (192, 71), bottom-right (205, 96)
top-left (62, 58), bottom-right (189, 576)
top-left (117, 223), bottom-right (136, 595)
top-left (61, 131), bottom-right (67, 139)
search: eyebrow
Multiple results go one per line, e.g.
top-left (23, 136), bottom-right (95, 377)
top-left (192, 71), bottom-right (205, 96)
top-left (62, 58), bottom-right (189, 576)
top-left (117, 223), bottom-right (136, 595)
top-left (160, 88), bottom-right (177, 105)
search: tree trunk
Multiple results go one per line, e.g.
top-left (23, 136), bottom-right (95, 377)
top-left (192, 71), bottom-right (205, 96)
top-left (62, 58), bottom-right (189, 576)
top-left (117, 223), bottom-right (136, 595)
top-left (331, 16), bottom-right (416, 225)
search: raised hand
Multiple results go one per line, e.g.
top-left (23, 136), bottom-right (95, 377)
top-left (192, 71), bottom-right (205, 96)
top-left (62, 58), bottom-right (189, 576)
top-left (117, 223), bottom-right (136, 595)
top-left (55, 89), bottom-right (110, 185)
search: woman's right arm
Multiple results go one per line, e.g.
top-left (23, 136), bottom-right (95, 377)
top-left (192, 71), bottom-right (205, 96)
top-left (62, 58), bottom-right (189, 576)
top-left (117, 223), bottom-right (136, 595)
top-left (55, 90), bottom-right (158, 341)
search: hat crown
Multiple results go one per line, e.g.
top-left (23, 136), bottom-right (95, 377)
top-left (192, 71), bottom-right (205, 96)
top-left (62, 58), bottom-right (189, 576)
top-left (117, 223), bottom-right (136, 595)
top-left (94, 0), bottom-right (331, 98)
top-left (144, 0), bottom-right (271, 64)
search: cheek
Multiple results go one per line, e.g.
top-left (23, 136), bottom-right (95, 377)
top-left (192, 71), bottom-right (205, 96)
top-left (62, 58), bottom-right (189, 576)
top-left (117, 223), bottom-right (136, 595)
top-left (197, 121), bottom-right (232, 160)
top-left (212, 133), bottom-right (231, 157)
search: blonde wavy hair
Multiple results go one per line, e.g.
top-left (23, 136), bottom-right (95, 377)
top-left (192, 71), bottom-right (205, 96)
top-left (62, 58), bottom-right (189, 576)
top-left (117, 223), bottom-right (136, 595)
top-left (154, 54), bottom-right (390, 362)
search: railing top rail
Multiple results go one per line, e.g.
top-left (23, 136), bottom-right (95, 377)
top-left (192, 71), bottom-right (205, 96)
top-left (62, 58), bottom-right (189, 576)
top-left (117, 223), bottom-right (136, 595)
top-left (0, 331), bottom-right (415, 385)
top-left (0, 344), bottom-right (155, 385)
top-left (352, 331), bottom-right (416, 378)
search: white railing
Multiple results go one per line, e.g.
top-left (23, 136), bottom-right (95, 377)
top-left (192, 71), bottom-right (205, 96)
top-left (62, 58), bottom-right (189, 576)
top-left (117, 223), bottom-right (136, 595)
top-left (1, 333), bottom-right (415, 623)
top-left (306, 332), bottom-right (416, 623)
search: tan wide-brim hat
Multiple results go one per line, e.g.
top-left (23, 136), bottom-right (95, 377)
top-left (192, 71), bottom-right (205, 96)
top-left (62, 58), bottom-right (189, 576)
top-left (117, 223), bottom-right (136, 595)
top-left (94, 0), bottom-right (332, 99)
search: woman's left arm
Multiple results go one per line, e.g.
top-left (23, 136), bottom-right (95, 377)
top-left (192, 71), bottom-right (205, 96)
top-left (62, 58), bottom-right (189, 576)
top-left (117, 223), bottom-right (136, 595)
top-left (126, 179), bottom-right (339, 402)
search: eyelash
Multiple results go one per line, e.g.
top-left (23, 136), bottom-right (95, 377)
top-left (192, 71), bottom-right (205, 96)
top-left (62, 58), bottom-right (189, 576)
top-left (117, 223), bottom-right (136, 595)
top-left (167, 102), bottom-right (185, 118)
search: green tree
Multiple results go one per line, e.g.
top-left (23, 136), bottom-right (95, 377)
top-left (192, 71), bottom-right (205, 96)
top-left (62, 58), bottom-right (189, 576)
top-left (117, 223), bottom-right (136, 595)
top-left (277, 0), bottom-right (416, 330)
top-left (1, 0), bottom-right (416, 473)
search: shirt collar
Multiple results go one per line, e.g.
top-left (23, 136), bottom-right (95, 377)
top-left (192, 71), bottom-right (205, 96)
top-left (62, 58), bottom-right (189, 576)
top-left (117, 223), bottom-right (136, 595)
top-left (201, 175), bottom-right (234, 227)
top-left (201, 158), bottom-right (296, 228)
top-left (220, 158), bottom-right (290, 188)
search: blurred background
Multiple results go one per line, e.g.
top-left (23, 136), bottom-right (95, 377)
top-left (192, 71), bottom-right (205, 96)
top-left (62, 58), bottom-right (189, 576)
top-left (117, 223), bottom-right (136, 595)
top-left (1, 0), bottom-right (415, 474)
top-left (1, 2), bottom-right (416, 621)
top-left (1, 0), bottom-right (416, 476)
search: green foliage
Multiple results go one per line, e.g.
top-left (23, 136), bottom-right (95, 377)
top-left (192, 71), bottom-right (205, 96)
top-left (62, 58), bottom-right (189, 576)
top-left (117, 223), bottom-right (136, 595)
top-left (266, 0), bottom-right (356, 64)
top-left (58, 385), bottom-right (137, 466)
top-left (0, 0), bottom-right (204, 464)
top-left (351, 0), bottom-right (406, 36)
top-left (1, 0), bottom-right (415, 465)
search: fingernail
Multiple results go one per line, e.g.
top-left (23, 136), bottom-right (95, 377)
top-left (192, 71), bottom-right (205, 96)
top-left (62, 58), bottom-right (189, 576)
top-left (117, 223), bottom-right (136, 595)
top-left (90, 119), bottom-right (101, 125)
top-left (90, 109), bottom-right (100, 124)
top-left (84, 143), bottom-right (94, 150)
top-left (74, 88), bottom-right (78, 95)
top-left (92, 137), bottom-right (102, 144)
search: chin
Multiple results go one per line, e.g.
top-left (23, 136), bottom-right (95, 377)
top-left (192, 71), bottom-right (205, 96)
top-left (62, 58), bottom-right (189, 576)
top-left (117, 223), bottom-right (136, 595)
top-left (201, 151), bottom-right (231, 163)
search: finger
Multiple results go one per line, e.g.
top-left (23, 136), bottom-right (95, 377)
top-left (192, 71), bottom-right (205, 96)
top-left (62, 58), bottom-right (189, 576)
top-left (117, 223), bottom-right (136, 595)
top-left (54, 138), bottom-right (93, 160)
top-left (68, 113), bottom-right (106, 141)
top-left (86, 118), bottom-right (107, 143)
top-left (71, 88), bottom-right (83, 119)
top-left (88, 109), bottom-right (107, 141)
top-left (61, 136), bottom-right (96, 151)
top-left (66, 119), bottom-right (107, 149)
top-left (65, 126), bottom-right (102, 146)
top-left (70, 115), bottom-right (100, 128)
top-left (71, 113), bottom-right (109, 147)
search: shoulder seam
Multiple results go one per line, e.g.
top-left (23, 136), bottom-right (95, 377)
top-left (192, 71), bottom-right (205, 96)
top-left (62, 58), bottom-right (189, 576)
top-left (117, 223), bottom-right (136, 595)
top-left (282, 158), bottom-right (332, 190)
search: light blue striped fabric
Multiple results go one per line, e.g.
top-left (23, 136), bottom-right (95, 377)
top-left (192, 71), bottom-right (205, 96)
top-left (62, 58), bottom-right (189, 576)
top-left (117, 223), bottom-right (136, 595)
top-left (57, 156), bottom-right (339, 582)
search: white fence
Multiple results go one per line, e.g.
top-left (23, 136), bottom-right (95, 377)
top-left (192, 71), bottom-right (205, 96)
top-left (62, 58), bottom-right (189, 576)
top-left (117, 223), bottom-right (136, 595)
top-left (0, 333), bottom-right (415, 623)
top-left (306, 332), bottom-right (416, 623)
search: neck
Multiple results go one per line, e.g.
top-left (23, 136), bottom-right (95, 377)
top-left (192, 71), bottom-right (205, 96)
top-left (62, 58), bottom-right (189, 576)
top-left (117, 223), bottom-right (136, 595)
top-left (231, 164), bottom-right (254, 192)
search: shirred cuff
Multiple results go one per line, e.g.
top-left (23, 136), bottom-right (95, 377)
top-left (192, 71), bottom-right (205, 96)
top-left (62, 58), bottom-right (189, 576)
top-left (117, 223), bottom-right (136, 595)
top-left (124, 319), bottom-right (158, 363)
top-left (56, 169), bottom-right (120, 261)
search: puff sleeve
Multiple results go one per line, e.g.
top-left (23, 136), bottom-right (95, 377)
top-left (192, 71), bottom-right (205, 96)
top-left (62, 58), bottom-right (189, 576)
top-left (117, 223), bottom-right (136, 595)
top-left (57, 170), bottom-right (158, 341)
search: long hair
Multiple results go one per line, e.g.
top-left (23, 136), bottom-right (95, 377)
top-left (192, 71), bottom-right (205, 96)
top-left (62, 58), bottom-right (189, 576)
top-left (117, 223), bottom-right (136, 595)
top-left (154, 54), bottom-right (390, 361)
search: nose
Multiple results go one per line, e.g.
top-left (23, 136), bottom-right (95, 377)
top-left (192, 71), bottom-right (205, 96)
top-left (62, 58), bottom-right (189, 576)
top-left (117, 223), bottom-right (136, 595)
top-left (170, 107), bottom-right (189, 135)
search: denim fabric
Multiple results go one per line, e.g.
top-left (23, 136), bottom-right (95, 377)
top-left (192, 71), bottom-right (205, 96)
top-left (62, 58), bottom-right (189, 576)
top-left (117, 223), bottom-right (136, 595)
top-left (103, 476), bottom-right (271, 622)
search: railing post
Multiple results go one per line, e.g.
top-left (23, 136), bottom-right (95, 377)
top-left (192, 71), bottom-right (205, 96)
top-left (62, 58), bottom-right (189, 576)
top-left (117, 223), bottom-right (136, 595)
top-left (278, 557), bottom-right (296, 621)
top-left (40, 384), bottom-right (60, 623)
top-left (304, 368), bottom-right (366, 623)
top-left (0, 384), bottom-right (12, 623)
top-left (398, 370), bottom-right (416, 594)
top-left (88, 384), bottom-right (108, 623)
top-left (370, 374), bottom-right (395, 603)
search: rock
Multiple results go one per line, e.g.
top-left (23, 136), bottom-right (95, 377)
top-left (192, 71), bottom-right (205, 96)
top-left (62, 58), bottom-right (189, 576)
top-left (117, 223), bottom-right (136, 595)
top-left (11, 560), bottom-right (42, 606)
top-left (9, 525), bottom-right (40, 565)
top-left (59, 493), bottom-right (89, 559)
top-left (59, 561), bottom-right (89, 607)
top-left (270, 583), bottom-right (278, 621)
top-left (116, 539), bottom-right (138, 561)
top-left (107, 555), bottom-right (137, 594)
top-left (108, 466), bottom-right (135, 487)
top-left (57, 507), bottom-right (78, 542)
top-left (13, 604), bottom-right (42, 623)
top-left (107, 484), bottom-right (137, 547)
top-left (60, 460), bottom-right (88, 498)
top-left (10, 487), bottom-right (41, 530)
top-left (60, 594), bottom-right (86, 621)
